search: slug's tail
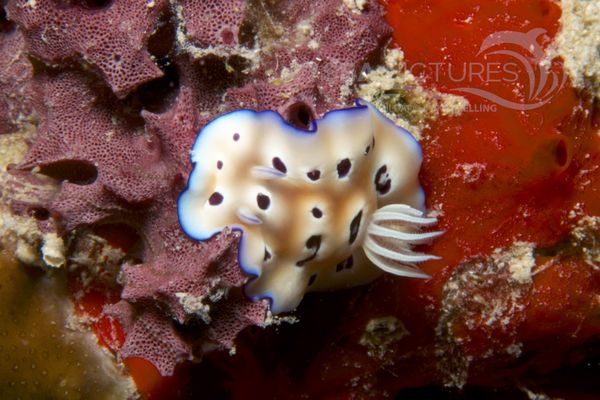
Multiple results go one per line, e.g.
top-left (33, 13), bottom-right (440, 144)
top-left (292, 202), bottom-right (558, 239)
top-left (363, 204), bottom-right (443, 278)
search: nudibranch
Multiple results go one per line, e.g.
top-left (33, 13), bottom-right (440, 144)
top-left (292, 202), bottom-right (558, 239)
top-left (178, 100), bottom-right (442, 314)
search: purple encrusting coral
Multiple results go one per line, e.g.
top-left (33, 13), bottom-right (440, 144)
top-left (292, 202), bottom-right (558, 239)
top-left (2, 0), bottom-right (391, 375)
top-left (0, 9), bottom-right (33, 136)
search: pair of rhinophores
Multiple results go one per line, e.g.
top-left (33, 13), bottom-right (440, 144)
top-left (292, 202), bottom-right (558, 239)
top-left (178, 100), bottom-right (442, 314)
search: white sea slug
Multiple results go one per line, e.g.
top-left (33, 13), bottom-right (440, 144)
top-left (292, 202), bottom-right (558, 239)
top-left (178, 100), bottom-right (442, 314)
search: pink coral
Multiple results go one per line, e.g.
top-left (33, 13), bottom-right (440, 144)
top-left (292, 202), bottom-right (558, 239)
top-left (18, 69), bottom-right (175, 226)
top-left (4, 0), bottom-right (391, 376)
top-left (226, 0), bottom-right (391, 119)
top-left (0, 15), bottom-right (33, 135)
top-left (7, 0), bottom-right (166, 98)
top-left (106, 300), bottom-right (193, 376)
top-left (176, 0), bottom-right (247, 49)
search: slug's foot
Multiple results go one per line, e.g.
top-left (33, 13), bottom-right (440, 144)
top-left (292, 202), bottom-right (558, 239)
top-left (363, 204), bottom-right (443, 278)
